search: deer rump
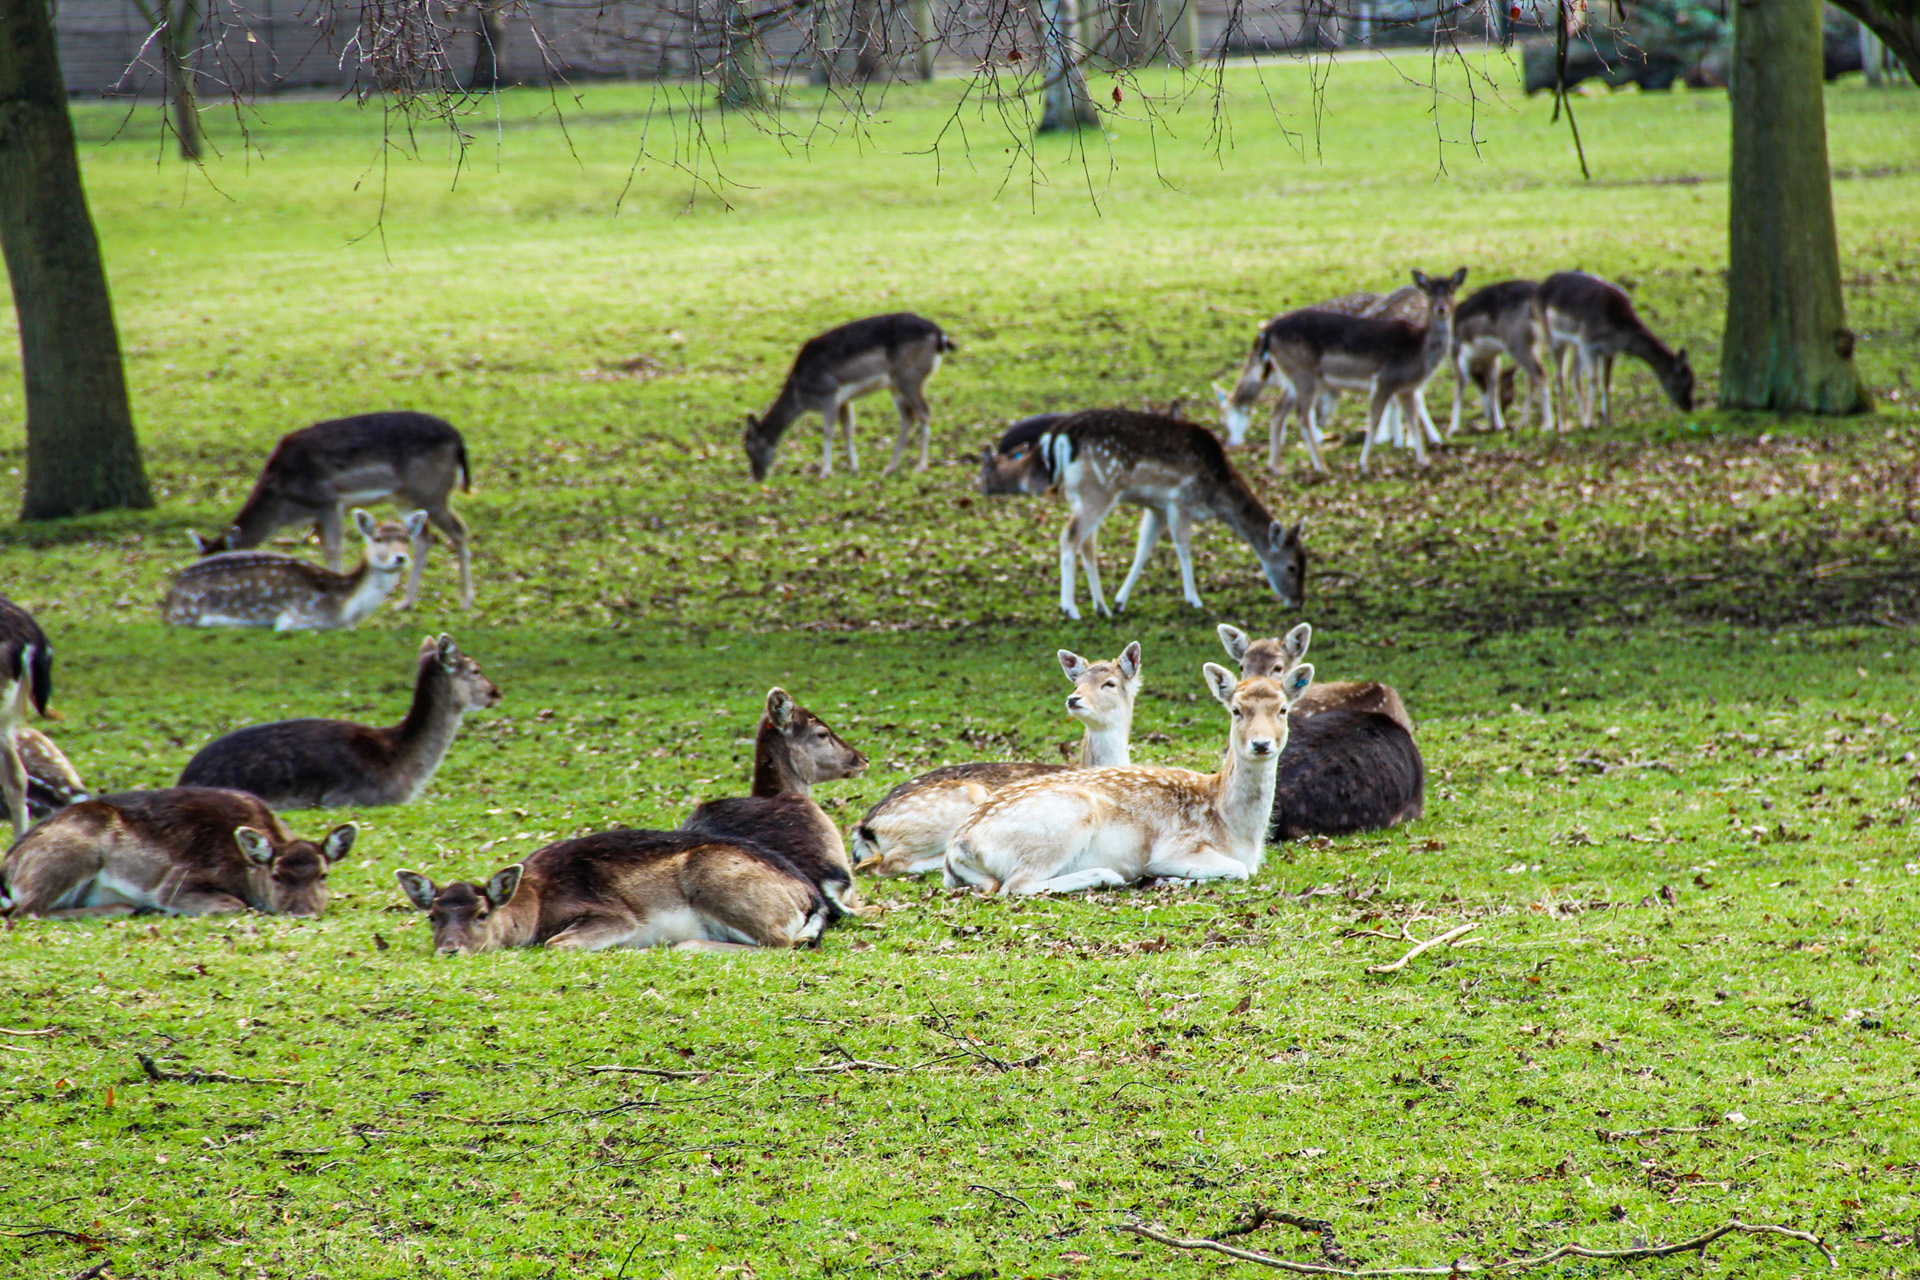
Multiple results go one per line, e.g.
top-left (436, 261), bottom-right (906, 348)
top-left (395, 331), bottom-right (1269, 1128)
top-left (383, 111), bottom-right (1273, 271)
top-left (1271, 706), bottom-right (1425, 839)
top-left (853, 761), bottom-right (1070, 873)
top-left (680, 792), bottom-right (856, 918)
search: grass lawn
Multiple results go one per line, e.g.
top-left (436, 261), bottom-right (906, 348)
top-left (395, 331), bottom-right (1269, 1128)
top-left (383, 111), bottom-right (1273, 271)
top-left (2, 52), bottom-right (1918, 1278)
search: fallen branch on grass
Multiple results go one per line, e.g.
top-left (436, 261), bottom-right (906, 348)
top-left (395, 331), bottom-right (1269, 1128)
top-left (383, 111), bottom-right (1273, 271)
top-left (1365, 922), bottom-right (1478, 975)
top-left (137, 1054), bottom-right (304, 1088)
top-left (0, 1224), bottom-right (114, 1244)
top-left (0, 1027), bottom-right (59, 1037)
top-left (968, 1184), bottom-right (1034, 1214)
top-left (580, 1065), bottom-right (743, 1080)
top-left (1117, 1218), bottom-right (1837, 1274)
top-left (1596, 1125), bottom-right (1713, 1142)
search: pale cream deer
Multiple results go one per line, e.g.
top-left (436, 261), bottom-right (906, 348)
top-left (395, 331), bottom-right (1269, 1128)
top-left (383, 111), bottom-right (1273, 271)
top-left (163, 509), bottom-right (425, 631)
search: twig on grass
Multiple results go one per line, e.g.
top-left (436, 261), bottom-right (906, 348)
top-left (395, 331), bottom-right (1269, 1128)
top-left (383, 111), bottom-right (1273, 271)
top-left (1221, 1207), bottom-right (1353, 1266)
top-left (71, 1263), bottom-right (114, 1280)
top-left (0, 1224), bottom-right (114, 1244)
top-left (1117, 1218), bottom-right (1837, 1274)
top-left (1596, 1125), bottom-right (1712, 1141)
top-left (580, 1065), bottom-right (741, 1079)
top-left (968, 1184), bottom-right (1034, 1214)
top-left (0, 1027), bottom-right (59, 1037)
top-left (137, 1054), bottom-right (304, 1088)
top-left (1365, 923), bottom-right (1478, 975)
top-left (794, 1059), bottom-right (904, 1074)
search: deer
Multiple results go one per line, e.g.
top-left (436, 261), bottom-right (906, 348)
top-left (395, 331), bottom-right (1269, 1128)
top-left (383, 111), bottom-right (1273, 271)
top-left (852, 642), bottom-right (1143, 878)
top-left (1, 597), bottom-right (57, 838)
top-left (943, 661), bottom-right (1311, 896)
top-left (1035, 410), bottom-right (1307, 619)
top-left (1448, 280), bottom-right (1555, 436)
top-left (163, 509), bottom-right (426, 631)
top-left (977, 413), bottom-right (1069, 495)
top-left (679, 688), bottom-right (872, 918)
top-left (743, 313), bottom-right (956, 480)
top-left (189, 411), bottom-right (473, 610)
top-left (0, 727), bottom-right (90, 832)
top-left (175, 635), bottom-right (501, 809)
top-left (1256, 268), bottom-right (1468, 472)
top-left (1217, 623), bottom-right (1425, 838)
top-left (0, 788), bottom-right (356, 919)
top-left (1535, 272), bottom-right (1695, 429)
top-left (395, 828), bottom-right (831, 955)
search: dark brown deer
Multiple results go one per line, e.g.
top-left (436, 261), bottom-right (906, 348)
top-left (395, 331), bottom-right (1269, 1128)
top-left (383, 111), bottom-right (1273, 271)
top-left (175, 635), bottom-right (501, 808)
top-left (190, 411), bottom-right (474, 609)
top-left (744, 313), bottom-right (955, 480)
top-left (1449, 280), bottom-right (1553, 435)
top-left (1535, 272), bottom-right (1695, 428)
top-left (1, 597), bottom-right (56, 838)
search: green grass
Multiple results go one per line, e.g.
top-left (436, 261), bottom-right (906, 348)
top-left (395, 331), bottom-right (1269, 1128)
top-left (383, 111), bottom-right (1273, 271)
top-left (3, 56), bottom-right (1919, 1278)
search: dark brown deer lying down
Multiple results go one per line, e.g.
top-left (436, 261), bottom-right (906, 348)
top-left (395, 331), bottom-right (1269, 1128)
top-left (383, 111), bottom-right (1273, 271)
top-left (176, 635), bottom-right (501, 809)
top-left (1218, 622), bottom-right (1425, 839)
top-left (679, 687), bottom-right (871, 918)
top-left (395, 829), bottom-right (831, 955)
top-left (0, 727), bottom-right (91, 830)
top-left (2, 596), bottom-right (58, 838)
top-left (190, 411), bottom-right (475, 609)
top-left (0, 788), bottom-right (356, 919)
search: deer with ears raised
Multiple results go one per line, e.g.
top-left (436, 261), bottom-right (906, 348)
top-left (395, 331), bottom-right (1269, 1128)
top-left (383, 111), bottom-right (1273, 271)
top-left (852, 643), bottom-right (1143, 878)
top-left (164, 509), bottom-right (426, 631)
top-left (943, 662), bottom-right (1312, 896)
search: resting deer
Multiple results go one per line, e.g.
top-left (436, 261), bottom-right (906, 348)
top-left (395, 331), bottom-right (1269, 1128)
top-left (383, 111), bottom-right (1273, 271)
top-left (0, 727), bottom-right (90, 831)
top-left (395, 828), bottom-right (830, 955)
top-left (680, 688), bottom-right (871, 918)
top-left (1535, 272), bottom-right (1694, 429)
top-left (1, 597), bottom-right (56, 838)
top-left (0, 788), bottom-right (355, 919)
top-left (176, 635), bottom-right (501, 808)
top-left (1218, 623), bottom-right (1425, 838)
top-left (852, 642), bottom-right (1142, 878)
top-left (1036, 410), bottom-right (1307, 619)
top-left (163, 509), bottom-right (425, 631)
top-left (977, 413), bottom-right (1068, 495)
top-left (190, 411), bottom-right (473, 609)
top-left (743, 313), bottom-right (956, 480)
top-left (944, 662), bottom-right (1311, 896)
top-left (1448, 280), bottom-right (1554, 436)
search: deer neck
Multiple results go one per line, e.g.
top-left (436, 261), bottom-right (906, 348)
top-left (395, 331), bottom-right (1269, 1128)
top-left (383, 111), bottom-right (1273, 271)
top-left (1621, 326), bottom-right (1677, 378)
top-left (1077, 718), bottom-right (1131, 768)
top-left (339, 560), bottom-right (404, 623)
top-left (488, 890), bottom-right (544, 951)
top-left (389, 661), bottom-right (468, 789)
top-left (751, 722), bottom-right (807, 798)
top-left (1211, 741), bottom-right (1280, 868)
top-left (1415, 310), bottom-right (1453, 379)
top-left (1212, 477), bottom-right (1277, 551)
top-left (752, 386), bottom-right (806, 446)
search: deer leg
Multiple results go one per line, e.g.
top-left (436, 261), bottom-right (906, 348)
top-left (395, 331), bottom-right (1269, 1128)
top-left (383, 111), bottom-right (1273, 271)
top-left (1404, 393), bottom-right (1430, 466)
top-left (1000, 866), bottom-right (1132, 896)
top-left (1448, 352), bottom-right (1468, 437)
top-left (1266, 392), bottom-right (1289, 475)
top-left (1359, 388), bottom-right (1394, 472)
top-left (1059, 513), bottom-right (1086, 621)
top-left (1416, 387), bottom-right (1441, 445)
top-left (153, 889), bottom-right (253, 916)
top-left (317, 505), bottom-right (346, 573)
top-left (1081, 524), bottom-right (1111, 619)
top-left (1, 735), bottom-right (30, 839)
top-left (819, 401), bottom-right (839, 476)
top-left (1291, 378), bottom-right (1328, 474)
top-left (545, 915), bottom-right (655, 950)
top-left (1167, 505), bottom-right (1203, 609)
top-left (401, 521), bottom-right (431, 610)
top-left (1599, 355), bottom-right (1615, 428)
top-left (841, 401), bottom-right (860, 473)
top-left (426, 506), bottom-right (474, 610)
top-left (882, 389), bottom-right (918, 476)
top-left (1144, 843), bottom-right (1251, 883)
top-left (1113, 507), bottom-right (1166, 613)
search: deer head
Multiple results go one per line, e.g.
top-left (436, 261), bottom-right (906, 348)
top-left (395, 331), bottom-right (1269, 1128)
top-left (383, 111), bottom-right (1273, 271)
top-left (396, 864), bottom-right (524, 955)
top-left (1666, 349), bottom-right (1696, 411)
top-left (354, 509), bottom-right (424, 575)
top-left (765, 687), bottom-right (867, 785)
top-left (237, 822), bottom-right (355, 917)
top-left (1217, 622), bottom-right (1311, 680)
top-left (427, 635), bottom-right (502, 712)
top-left (744, 415), bottom-right (778, 482)
top-left (1253, 520), bottom-right (1308, 608)
top-left (1203, 662), bottom-right (1308, 764)
top-left (1058, 642), bottom-right (1142, 737)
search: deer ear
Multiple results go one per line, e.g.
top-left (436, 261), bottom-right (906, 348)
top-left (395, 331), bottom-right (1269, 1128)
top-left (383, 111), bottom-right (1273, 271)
top-left (1411, 269), bottom-right (1432, 290)
top-left (766, 688), bottom-right (795, 729)
top-left (437, 634), bottom-right (459, 665)
top-left (323, 824), bottom-right (357, 864)
top-left (353, 508), bottom-right (378, 537)
top-left (486, 864), bottom-right (524, 908)
top-left (1285, 622), bottom-right (1312, 661)
top-left (234, 827), bottom-right (275, 866)
top-left (1217, 624), bottom-right (1250, 662)
top-left (1058, 649), bottom-right (1090, 682)
top-left (1452, 266), bottom-right (1469, 288)
top-left (1118, 641), bottom-right (1143, 681)
top-left (395, 869), bottom-right (437, 911)
top-left (1283, 663), bottom-right (1315, 699)
top-left (1203, 662), bottom-right (1238, 706)
top-left (189, 530), bottom-right (213, 555)
top-left (403, 510), bottom-right (430, 539)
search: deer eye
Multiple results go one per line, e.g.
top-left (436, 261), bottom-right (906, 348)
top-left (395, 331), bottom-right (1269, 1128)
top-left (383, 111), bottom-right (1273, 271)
top-left (1103, 681), bottom-right (1116, 689)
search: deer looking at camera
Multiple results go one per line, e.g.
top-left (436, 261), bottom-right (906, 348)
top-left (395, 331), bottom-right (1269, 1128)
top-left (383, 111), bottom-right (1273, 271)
top-left (743, 313), bottom-right (956, 480)
top-left (852, 642), bottom-right (1143, 878)
top-left (190, 411), bottom-right (473, 609)
top-left (943, 662), bottom-right (1311, 896)
top-left (1448, 280), bottom-right (1555, 436)
top-left (1535, 272), bottom-right (1694, 429)
top-left (1, 788), bottom-right (356, 919)
top-left (164, 509), bottom-right (425, 631)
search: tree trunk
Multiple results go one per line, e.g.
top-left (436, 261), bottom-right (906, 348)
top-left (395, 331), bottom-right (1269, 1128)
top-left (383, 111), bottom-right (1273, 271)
top-left (811, 0), bottom-right (838, 84)
top-left (716, 0), bottom-right (768, 107)
top-left (911, 0), bottom-right (935, 79)
top-left (160, 0), bottom-right (203, 160)
top-left (1719, 0), bottom-right (1869, 415)
top-left (851, 0), bottom-right (885, 82)
top-left (0, 0), bottom-right (154, 520)
top-left (1037, 0), bottom-right (1098, 132)
top-left (1825, 0), bottom-right (1919, 78)
top-left (471, 0), bottom-right (507, 90)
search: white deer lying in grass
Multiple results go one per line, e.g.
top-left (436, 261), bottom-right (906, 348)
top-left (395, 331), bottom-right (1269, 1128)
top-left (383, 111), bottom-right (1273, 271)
top-left (943, 661), bottom-right (1311, 896)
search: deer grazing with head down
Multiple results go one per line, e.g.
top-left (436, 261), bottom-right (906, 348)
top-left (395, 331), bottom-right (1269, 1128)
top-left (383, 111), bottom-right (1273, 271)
top-left (190, 411), bottom-right (474, 609)
top-left (852, 642), bottom-right (1143, 878)
top-left (1448, 280), bottom-right (1554, 436)
top-left (1034, 410), bottom-right (1306, 619)
top-left (176, 635), bottom-right (501, 808)
top-left (944, 661), bottom-right (1311, 896)
top-left (1, 788), bottom-right (356, 919)
top-left (744, 313), bottom-right (956, 480)
top-left (976, 413), bottom-right (1069, 496)
top-left (1535, 272), bottom-right (1695, 429)
top-left (164, 509), bottom-right (425, 631)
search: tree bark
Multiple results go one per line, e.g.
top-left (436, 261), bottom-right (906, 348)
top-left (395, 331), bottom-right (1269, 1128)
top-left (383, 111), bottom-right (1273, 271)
top-left (850, 0), bottom-right (885, 82)
top-left (1825, 0), bottom-right (1919, 78)
top-left (1719, 0), bottom-right (1869, 415)
top-left (471, 0), bottom-right (507, 90)
top-left (1037, 0), bottom-right (1098, 132)
top-left (160, 0), bottom-right (203, 160)
top-left (911, 0), bottom-right (935, 79)
top-left (716, 0), bottom-right (768, 107)
top-left (0, 0), bottom-right (155, 519)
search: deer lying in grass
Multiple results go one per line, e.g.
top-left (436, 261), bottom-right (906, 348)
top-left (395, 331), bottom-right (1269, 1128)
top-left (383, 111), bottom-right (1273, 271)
top-left (396, 829), bottom-right (831, 954)
top-left (680, 688), bottom-right (871, 918)
top-left (0, 727), bottom-right (90, 831)
top-left (1, 597), bottom-right (57, 838)
top-left (744, 313), bottom-right (956, 480)
top-left (190, 411), bottom-right (474, 609)
top-left (852, 643), bottom-right (1142, 878)
top-left (1218, 622), bottom-right (1425, 838)
top-left (176, 635), bottom-right (501, 808)
top-left (944, 662), bottom-right (1310, 896)
top-left (1037, 410), bottom-right (1307, 618)
top-left (1536, 272), bottom-right (1695, 429)
top-left (977, 413), bottom-right (1068, 495)
top-left (164, 509), bottom-right (426, 631)
top-left (0, 788), bottom-right (356, 919)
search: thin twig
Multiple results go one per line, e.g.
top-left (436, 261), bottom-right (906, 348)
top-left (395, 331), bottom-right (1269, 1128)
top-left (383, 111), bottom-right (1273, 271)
top-left (1596, 1125), bottom-right (1712, 1141)
top-left (0, 1027), bottom-right (59, 1037)
top-left (579, 1065), bottom-right (740, 1079)
top-left (968, 1184), bottom-right (1033, 1214)
top-left (794, 1059), bottom-right (904, 1074)
top-left (1366, 923), bottom-right (1478, 975)
top-left (0, 1225), bottom-right (113, 1244)
top-left (137, 1054), bottom-right (304, 1088)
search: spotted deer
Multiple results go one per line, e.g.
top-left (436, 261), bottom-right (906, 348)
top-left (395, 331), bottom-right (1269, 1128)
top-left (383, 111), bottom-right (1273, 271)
top-left (0, 727), bottom-right (90, 832)
top-left (163, 509), bottom-right (425, 631)
top-left (176, 635), bottom-right (501, 808)
top-left (852, 642), bottom-right (1142, 878)
top-left (944, 662), bottom-right (1311, 896)
top-left (0, 788), bottom-right (356, 919)
top-left (190, 411), bottom-right (473, 609)
top-left (1036, 410), bottom-right (1307, 619)
top-left (1535, 272), bottom-right (1695, 429)
top-left (744, 313), bottom-right (956, 480)
top-left (1, 597), bottom-right (56, 838)
top-left (680, 688), bottom-right (871, 918)
top-left (1448, 280), bottom-right (1555, 436)
top-left (395, 828), bottom-right (831, 954)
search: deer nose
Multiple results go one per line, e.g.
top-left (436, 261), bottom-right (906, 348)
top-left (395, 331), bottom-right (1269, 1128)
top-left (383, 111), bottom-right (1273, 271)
top-left (1066, 695), bottom-right (1084, 711)
top-left (1249, 738), bottom-right (1276, 756)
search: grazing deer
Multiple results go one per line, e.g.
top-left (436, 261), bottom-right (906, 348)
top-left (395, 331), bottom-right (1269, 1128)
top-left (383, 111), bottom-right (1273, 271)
top-left (743, 313), bottom-right (956, 480)
top-left (977, 413), bottom-right (1068, 495)
top-left (1448, 280), bottom-right (1551, 436)
top-left (0, 788), bottom-right (355, 919)
top-left (680, 688), bottom-right (871, 917)
top-left (0, 727), bottom-right (90, 831)
top-left (1218, 622), bottom-right (1425, 838)
top-left (1257, 268), bottom-right (1467, 471)
top-left (1535, 272), bottom-right (1694, 429)
top-left (852, 642), bottom-right (1142, 878)
top-left (163, 509), bottom-right (426, 631)
top-left (175, 635), bottom-right (501, 808)
top-left (943, 662), bottom-right (1311, 896)
top-left (395, 829), bottom-right (830, 955)
top-left (1036, 410), bottom-right (1307, 619)
top-left (190, 411), bottom-right (473, 610)
top-left (1, 597), bottom-right (56, 838)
